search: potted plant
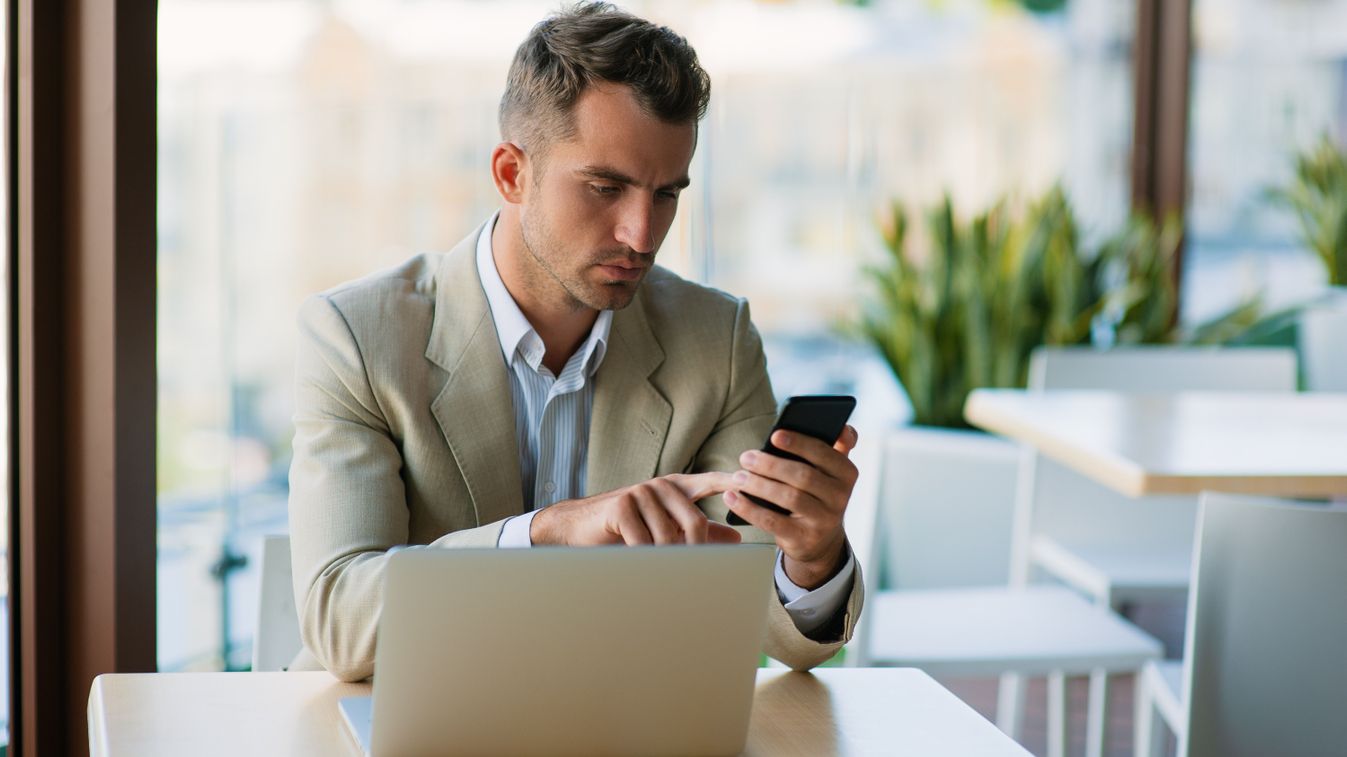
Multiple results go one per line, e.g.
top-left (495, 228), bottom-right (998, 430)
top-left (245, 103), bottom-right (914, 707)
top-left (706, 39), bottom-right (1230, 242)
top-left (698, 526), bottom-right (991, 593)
top-left (857, 186), bottom-right (1200, 590)
top-left (1276, 135), bottom-right (1347, 391)
top-left (862, 186), bottom-right (1181, 428)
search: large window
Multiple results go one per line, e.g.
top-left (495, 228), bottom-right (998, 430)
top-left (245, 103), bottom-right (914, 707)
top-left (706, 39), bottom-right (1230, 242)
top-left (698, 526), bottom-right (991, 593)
top-left (157, 0), bottom-right (1134, 670)
top-left (698, 1), bottom-right (1133, 334)
top-left (1183, 0), bottom-right (1347, 322)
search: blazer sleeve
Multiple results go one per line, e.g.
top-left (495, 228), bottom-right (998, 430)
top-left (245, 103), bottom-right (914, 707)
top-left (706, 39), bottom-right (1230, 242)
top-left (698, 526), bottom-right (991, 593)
top-left (289, 295), bottom-right (507, 682)
top-left (691, 299), bottom-right (866, 672)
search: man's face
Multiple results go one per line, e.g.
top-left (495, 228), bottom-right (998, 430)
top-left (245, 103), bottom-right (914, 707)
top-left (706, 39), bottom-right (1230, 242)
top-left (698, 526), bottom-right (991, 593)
top-left (517, 83), bottom-right (696, 311)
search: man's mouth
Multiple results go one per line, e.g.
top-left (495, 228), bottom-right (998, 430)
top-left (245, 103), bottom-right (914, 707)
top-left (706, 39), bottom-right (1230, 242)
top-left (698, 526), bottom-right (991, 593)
top-left (596, 262), bottom-right (645, 281)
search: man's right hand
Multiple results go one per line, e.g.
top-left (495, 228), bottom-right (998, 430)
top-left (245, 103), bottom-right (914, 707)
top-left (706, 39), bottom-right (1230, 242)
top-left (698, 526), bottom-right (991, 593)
top-left (530, 472), bottom-right (742, 546)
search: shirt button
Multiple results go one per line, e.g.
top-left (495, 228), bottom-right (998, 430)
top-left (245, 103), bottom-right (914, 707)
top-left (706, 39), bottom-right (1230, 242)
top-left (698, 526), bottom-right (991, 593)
top-left (543, 481), bottom-right (556, 494)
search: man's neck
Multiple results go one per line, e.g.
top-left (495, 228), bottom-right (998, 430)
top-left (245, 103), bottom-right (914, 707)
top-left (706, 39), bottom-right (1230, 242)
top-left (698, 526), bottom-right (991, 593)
top-left (492, 210), bottom-right (599, 375)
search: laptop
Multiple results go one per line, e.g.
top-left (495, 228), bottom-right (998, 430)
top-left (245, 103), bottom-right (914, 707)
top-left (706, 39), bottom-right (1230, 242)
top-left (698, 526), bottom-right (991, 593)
top-left (339, 544), bottom-right (777, 756)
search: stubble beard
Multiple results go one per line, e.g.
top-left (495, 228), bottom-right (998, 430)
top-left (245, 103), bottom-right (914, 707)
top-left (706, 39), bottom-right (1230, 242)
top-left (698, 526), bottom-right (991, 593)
top-left (520, 209), bottom-right (641, 313)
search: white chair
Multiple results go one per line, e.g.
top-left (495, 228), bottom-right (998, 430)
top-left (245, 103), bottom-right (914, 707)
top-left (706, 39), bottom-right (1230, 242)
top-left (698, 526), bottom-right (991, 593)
top-left (1134, 494), bottom-right (1347, 757)
top-left (1021, 346), bottom-right (1298, 609)
top-left (1299, 303), bottom-right (1347, 392)
top-left (870, 427), bottom-right (1019, 592)
top-left (1009, 346), bottom-right (1297, 756)
top-left (852, 428), bottom-right (1163, 757)
top-left (252, 534), bottom-right (303, 672)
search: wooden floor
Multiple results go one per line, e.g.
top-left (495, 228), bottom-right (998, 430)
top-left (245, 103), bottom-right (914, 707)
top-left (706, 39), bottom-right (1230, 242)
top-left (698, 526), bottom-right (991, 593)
top-left (937, 597), bottom-right (1186, 757)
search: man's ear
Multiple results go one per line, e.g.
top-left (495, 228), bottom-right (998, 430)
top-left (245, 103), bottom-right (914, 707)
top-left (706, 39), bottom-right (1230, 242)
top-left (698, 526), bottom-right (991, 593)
top-left (491, 142), bottom-right (530, 204)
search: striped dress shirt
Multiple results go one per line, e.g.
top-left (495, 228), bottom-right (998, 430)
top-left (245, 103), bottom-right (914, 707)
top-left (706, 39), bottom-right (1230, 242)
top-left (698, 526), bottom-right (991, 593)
top-left (476, 213), bottom-right (613, 516)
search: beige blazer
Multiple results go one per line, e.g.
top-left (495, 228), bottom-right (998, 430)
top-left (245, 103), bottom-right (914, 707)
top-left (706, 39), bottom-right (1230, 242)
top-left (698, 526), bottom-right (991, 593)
top-left (288, 225), bottom-right (865, 681)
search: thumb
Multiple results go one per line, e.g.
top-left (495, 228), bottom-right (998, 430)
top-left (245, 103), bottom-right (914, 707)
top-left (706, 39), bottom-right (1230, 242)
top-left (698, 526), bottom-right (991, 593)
top-left (707, 521), bottom-right (743, 544)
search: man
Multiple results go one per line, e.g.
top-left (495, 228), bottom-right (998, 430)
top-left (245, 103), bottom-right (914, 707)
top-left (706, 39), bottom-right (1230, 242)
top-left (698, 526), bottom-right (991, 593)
top-left (289, 2), bottom-right (864, 683)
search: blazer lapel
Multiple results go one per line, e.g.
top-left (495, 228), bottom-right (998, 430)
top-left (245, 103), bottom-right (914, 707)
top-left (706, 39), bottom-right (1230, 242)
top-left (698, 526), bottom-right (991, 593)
top-left (425, 226), bottom-right (526, 526)
top-left (586, 292), bottom-right (672, 495)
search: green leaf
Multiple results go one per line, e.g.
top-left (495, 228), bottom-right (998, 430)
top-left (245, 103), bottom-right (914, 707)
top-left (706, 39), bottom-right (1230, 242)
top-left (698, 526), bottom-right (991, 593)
top-left (1273, 134), bottom-right (1347, 286)
top-left (857, 186), bottom-right (1190, 428)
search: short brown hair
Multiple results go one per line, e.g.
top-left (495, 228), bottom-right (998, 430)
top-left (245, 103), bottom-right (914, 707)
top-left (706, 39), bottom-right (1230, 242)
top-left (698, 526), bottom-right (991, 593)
top-left (499, 2), bottom-right (711, 156)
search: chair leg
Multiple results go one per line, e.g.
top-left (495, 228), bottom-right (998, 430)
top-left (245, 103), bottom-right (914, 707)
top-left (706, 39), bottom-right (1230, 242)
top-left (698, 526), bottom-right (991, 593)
top-left (1084, 587), bottom-right (1121, 757)
top-left (996, 672), bottom-right (1026, 740)
top-left (1133, 670), bottom-right (1161, 757)
top-left (1085, 668), bottom-right (1109, 757)
top-left (1047, 671), bottom-right (1068, 757)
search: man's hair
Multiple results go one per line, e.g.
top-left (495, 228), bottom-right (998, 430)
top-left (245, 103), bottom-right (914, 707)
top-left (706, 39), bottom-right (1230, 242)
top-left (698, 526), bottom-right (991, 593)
top-left (499, 2), bottom-right (710, 157)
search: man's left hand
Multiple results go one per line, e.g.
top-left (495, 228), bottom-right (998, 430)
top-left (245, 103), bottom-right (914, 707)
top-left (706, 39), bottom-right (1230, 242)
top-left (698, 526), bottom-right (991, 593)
top-left (724, 425), bottom-right (859, 590)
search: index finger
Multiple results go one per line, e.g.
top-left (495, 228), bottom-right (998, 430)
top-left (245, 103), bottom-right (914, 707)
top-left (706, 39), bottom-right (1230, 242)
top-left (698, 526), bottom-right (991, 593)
top-left (834, 424), bottom-right (859, 455)
top-left (663, 471), bottom-right (735, 501)
top-left (770, 428), bottom-right (856, 481)
top-left (646, 479), bottom-right (709, 544)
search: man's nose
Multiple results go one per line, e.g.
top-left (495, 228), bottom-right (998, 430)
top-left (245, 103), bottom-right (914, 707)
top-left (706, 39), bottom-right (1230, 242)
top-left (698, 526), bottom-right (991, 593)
top-left (614, 195), bottom-right (656, 254)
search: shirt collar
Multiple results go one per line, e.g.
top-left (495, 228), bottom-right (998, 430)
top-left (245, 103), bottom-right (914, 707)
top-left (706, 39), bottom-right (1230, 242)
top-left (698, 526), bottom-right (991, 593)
top-left (475, 212), bottom-right (612, 376)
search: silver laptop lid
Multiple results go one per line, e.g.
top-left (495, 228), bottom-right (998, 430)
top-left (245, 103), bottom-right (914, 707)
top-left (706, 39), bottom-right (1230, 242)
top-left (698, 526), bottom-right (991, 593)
top-left (369, 544), bottom-right (776, 757)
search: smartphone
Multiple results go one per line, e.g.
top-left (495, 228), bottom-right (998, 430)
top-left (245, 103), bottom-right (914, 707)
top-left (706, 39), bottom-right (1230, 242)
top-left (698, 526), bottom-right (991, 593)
top-left (726, 394), bottom-right (857, 526)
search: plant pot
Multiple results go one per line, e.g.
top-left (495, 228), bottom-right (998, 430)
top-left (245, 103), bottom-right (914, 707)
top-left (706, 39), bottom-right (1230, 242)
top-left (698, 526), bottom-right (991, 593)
top-left (1298, 286), bottom-right (1347, 392)
top-left (876, 425), bottom-right (1019, 591)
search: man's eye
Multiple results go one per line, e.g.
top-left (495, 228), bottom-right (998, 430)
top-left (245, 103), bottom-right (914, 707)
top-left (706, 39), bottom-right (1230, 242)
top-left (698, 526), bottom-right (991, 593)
top-left (657, 190), bottom-right (679, 201)
top-left (590, 184), bottom-right (620, 196)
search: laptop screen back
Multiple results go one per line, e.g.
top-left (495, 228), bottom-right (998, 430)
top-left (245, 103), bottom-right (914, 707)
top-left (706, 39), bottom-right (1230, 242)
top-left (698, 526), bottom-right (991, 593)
top-left (369, 544), bottom-right (776, 757)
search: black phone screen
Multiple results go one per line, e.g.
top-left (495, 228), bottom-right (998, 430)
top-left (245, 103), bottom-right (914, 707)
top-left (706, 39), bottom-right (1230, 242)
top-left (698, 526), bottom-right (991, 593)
top-left (726, 395), bottom-right (857, 526)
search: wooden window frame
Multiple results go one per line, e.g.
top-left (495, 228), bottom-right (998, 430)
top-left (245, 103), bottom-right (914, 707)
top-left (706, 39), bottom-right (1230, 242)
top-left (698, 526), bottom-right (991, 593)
top-left (1131, 0), bottom-right (1194, 288)
top-left (8, 1), bottom-right (157, 755)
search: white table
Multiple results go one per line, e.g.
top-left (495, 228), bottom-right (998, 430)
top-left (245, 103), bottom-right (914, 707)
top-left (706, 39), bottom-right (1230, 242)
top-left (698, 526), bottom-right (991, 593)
top-left (964, 390), bottom-right (1347, 498)
top-left (88, 668), bottom-right (1031, 756)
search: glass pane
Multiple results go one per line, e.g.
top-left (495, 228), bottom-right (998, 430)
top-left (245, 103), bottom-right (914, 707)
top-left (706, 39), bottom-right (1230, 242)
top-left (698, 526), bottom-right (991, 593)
top-left (157, 0), bottom-right (552, 672)
top-left (690, 0), bottom-right (1133, 405)
top-left (156, 0), bottom-right (1133, 671)
top-left (698, 0), bottom-right (1134, 338)
top-left (1185, 0), bottom-right (1347, 322)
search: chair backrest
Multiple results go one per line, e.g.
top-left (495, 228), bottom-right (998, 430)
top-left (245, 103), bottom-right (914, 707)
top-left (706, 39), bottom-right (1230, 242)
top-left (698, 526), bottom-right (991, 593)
top-left (1181, 494), bottom-right (1347, 757)
top-left (252, 534), bottom-right (303, 672)
top-left (1299, 305), bottom-right (1347, 392)
top-left (848, 424), bottom-right (1019, 667)
top-left (874, 426), bottom-right (1020, 590)
top-left (842, 428), bottom-right (884, 595)
top-left (1018, 347), bottom-right (1298, 568)
top-left (1027, 346), bottom-right (1297, 394)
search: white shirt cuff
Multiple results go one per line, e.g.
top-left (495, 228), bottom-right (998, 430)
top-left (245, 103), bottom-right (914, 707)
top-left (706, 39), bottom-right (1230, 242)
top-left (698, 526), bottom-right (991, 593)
top-left (497, 510), bottom-right (538, 548)
top-left (774, 545), bottom-right (855, 636)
